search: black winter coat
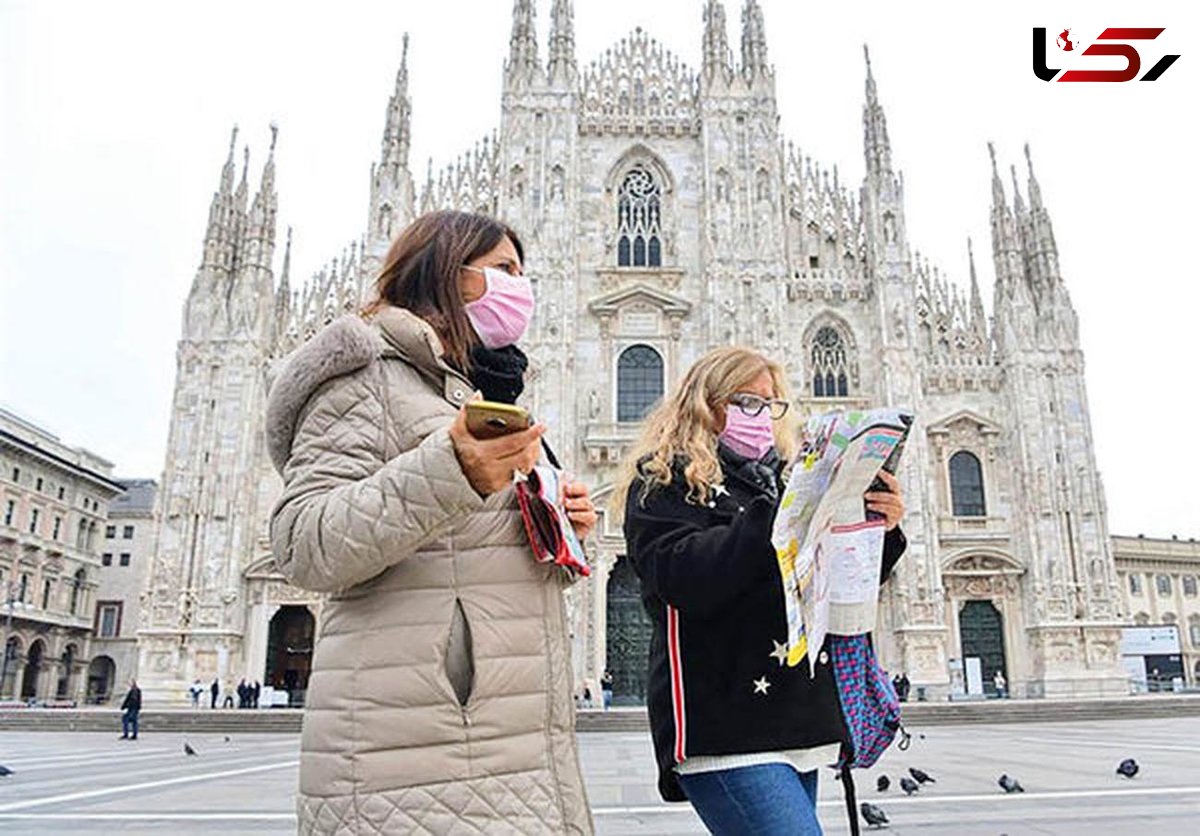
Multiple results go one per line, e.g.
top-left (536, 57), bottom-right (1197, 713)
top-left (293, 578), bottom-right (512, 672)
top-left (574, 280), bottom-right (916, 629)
top-left (121, 685), bottom-right (142, 714)
top-left (623, 446), bottom-right (906, 801)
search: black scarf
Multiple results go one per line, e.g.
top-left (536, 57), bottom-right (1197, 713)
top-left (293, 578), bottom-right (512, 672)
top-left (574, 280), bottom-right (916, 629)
top-left (468, 344), bottom-right (528, 405)
top-left (717, 442), bottom-right (784, 504)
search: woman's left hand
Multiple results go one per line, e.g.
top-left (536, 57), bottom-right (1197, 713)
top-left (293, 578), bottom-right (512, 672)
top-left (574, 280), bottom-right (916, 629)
top-left (865, 470), bottom-right (905, 531)
top-left (562, 480), bottom-right (598, 540)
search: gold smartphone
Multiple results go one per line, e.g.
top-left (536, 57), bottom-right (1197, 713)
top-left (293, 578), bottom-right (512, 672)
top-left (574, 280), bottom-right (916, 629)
top-left (464, 401), bottom-right (532, 439)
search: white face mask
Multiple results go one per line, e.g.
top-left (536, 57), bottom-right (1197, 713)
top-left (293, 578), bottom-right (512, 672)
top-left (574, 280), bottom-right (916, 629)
top-left (462, 266), bottom-right (535, 349)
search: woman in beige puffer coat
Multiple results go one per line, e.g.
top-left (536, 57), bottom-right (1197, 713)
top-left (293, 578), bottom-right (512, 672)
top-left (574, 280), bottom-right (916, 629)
top-left (266, 211), bottom-right (595, 834)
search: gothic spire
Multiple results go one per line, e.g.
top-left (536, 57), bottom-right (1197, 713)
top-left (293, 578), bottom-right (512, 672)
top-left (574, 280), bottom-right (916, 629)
top-left (1024, 142), bottom-right (1043, 209)
top-left (248, 124), bottom-right (279, 268)
top-left (220, 125), bottom-right (238, 195)
top-left (420, 157), bottom-right (435, 213)
top-left (202, 126), bottom-right (239, 269)
top-left (236, 145), bottom-right (250, 207)
top-left (275, 225), bottom-right (292, 327)
top-left (988, 140), bottom-right (1005, 209)
top-left (702, 0), bottom-right (732, 79)
top-left (988, 142), bottom-right (1014, 298)
top-left (1010, 163), bottom-right (1025, 216)
top-left (740, 0), bottom-right (768, 77)
top-left (506, 0), bottom-right (540, 83)
top-left (547, 0), bottom-right (576, 83)
top-left (1024, 142), bottom-right (1063, 293)
top-left (968, 237), bottom-right (986, 333)
top-left (862, 45), bottom-right (893, 177)
top-left (381, 33), bottom-right (412, 171)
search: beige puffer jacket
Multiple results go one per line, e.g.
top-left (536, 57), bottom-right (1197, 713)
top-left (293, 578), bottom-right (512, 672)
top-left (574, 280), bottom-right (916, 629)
top-left (266, 306), bottom-right (592, 835)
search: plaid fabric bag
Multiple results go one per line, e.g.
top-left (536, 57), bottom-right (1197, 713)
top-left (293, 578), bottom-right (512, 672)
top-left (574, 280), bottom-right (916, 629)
top-left (828, 633), bottom-right (909, 836)
top-left (828, 633), bottom-right (907, 769)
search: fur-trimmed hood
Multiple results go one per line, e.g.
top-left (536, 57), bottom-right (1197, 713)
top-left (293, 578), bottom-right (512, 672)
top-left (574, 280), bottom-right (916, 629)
top-left (265, 314), bottom-right (382, 475)
top-left (265, 307), bottom-right (471, 475)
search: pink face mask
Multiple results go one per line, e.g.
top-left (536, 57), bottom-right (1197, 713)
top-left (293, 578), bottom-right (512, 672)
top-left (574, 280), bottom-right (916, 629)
top-left (719, 406), bottom-right (776, 460)
top-left (463, 266), bottom-right (535, 349)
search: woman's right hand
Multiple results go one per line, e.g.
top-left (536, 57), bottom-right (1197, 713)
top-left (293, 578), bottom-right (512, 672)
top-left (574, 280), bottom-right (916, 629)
top-left (449, 406), bottom-right (546, 497)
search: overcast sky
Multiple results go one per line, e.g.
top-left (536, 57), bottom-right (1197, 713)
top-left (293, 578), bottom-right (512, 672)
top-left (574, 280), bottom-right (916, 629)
top-left (1, 0), bottom-right (1196, 537)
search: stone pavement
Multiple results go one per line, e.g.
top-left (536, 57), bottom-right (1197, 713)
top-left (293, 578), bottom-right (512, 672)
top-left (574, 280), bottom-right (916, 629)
top-left (0, 717), bottom-right (1197, 834)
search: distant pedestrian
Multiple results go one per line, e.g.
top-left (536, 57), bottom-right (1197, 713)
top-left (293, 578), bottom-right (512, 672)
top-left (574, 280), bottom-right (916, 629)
top-left (252, 680), bottom-right (261, 709)
top-left (223, 681), bottom-right (235, 709)
top-left (601, 669), bottom-right (614, 710)
top-left (210, 678), bottom-right (219, 709)
top-left (993, 671), bottom-right (1008, 699)
top-left (898, 672), bottom-right (911, 702)
top-left (188, 679), bottom-right (203, 708)
top-left (237, 678), bottom-right (248, 709)
top-left (119, 679), bottom-right (141, 740)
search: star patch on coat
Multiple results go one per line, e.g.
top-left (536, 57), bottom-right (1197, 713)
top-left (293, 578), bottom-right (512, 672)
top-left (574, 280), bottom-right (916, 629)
top-left (753, 677), bottom-right (771, 695)
top-left (770, 640), bottom-right (789, 667)
top-left (712, 484), bottom-right (729, 498)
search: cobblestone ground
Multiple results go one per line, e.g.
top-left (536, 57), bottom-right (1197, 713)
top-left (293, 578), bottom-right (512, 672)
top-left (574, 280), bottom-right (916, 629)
top-left (0, 717), bottom-right (1197, 834)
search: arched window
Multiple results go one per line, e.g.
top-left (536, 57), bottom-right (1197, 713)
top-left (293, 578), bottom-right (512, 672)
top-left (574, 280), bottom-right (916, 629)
top-left (617, 166), bottom-right (663, 267)
top-left (1189, 619), bottom-right (1200, 648)
top-left (1156, 574), bottom-right (1172, 596)
top-left (949, 451), bottom-right (986, 517)
top-left (810, 326), bottom-right (849, 397)
top-left (1133, 612), bottom-right (1150, 626)
top-left (714, 168), bottom-right (731, 202)
top-left (1183, 576), bottom-right (1197, 597)
top-left (70, 569), bottom-right (85, 615)
top-left (1129, 574), bottom-right (1143, 596)
top-left (617, 345), bottom-right (664, 422)
top-left (755, 168), bottom-right (771, 202)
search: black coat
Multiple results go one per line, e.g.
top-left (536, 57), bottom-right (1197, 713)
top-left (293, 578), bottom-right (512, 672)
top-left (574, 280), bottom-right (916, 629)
top-left (623, 447), bottom-right (906, 801)
top-left (121, 685), bottom-right (142, 714)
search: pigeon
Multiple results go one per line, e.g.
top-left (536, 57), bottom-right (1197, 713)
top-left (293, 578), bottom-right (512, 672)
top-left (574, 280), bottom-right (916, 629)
top-left (998, 774), bottom-right (1024, 793)
top-left (900, 777), bottom-right (920, 795)
top-left (184, 743), bottom-right (198, 756)
top-left (860, 802), bottom-right (889, 828)
top-left (224, 736), bottom-right (231, 743)
top-left (1116, 758), bottom-right (1139, 778)
top-left (0, 765), bottom-right (13, 777)
top-left (876, 774), bottom-right (890, 792)
top-left (909, 767), bottom-right (936, 784)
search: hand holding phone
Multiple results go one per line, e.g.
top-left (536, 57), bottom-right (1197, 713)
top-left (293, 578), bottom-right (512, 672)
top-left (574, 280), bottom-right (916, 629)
top-left (464, 401), bottom-right (532, 439)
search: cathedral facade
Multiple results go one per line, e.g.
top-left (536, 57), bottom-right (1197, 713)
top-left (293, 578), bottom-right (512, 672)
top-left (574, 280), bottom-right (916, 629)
top-left (136, 1), bottom-right (1128, 705)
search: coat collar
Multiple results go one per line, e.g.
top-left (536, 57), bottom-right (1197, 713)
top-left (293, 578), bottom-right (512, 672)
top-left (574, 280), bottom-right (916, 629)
top-left (370, 305), bottom-right (474, 409)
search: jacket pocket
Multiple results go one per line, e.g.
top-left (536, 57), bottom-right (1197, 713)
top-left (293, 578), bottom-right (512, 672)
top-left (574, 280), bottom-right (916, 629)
top-left (445, 598), bottom-right (475, 707)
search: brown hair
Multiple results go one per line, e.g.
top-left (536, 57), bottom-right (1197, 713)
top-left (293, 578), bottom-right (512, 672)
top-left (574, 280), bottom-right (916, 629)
top-left (363, 210), bottom-right (524, 371)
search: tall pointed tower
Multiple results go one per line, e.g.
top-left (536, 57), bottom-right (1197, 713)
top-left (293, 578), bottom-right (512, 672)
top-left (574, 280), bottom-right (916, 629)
top-left (497, 0), bottom-right (581, 436)
top-left (989, 144), bottom-right (1125, 695)
top-left (137, 128), bottom-right (281, 703)
top-left (698, 0), bottom-right (784, 348)
top-left (363, 33), bottom-right (417, 282)
top-left (849, 49), bottom-right (948, 691)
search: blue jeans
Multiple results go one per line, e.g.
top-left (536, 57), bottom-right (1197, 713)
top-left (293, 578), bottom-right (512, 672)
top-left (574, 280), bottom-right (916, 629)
top-left (679, 763), bottom-right (822, 835)
top-left (122, 711), bottom-right (139, 738)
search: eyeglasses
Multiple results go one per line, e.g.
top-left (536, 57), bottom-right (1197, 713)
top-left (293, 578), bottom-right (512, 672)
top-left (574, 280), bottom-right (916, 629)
top-left (729, 393), bottom-right (790, 420)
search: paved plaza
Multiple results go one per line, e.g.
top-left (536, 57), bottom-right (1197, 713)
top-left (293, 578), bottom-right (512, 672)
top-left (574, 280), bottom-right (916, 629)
top-left (0, 717), bottom-right (1197, 834)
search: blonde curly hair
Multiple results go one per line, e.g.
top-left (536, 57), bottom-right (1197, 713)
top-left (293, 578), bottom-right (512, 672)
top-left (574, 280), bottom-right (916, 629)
top-left (611, 346), bottom-right (795, 516)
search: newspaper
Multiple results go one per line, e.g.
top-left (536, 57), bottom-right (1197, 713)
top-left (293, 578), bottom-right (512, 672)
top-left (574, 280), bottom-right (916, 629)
top-left (770, 408), bottom-right (914, 673)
